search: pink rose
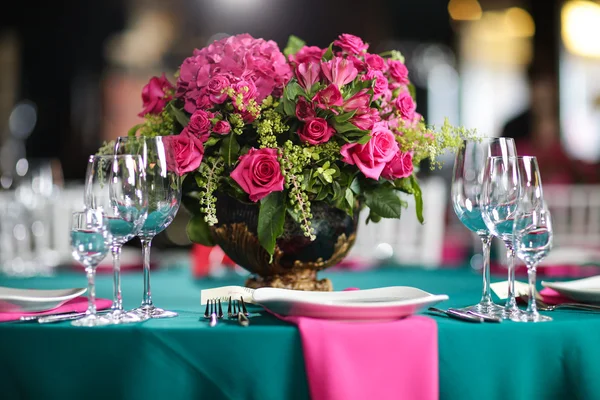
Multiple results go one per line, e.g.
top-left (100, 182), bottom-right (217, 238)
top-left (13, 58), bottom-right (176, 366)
top-left (362, 70), bottom-right (388, 97)
top-left (232, 79), bottom-right (258, 102)
top-left (230, 148), bottom-right (284, 202)
top-left (382, 151), bottom-right (414, 180)
top-left (312, 84), bottom-right (343, 110)
top-left (207, 74), bottom-right (230, 104)
top-left (395, 91), bottom-right (416, 121)
top-left (296, 62), bottom-right (321, 90)
top-left (321, 57), bottom-right (358, 88)
top-left (298, 118), bottom-right (335, 145)
top-left (296, 96), bottom-right (316, 121)
top-left (139, 74), bottom-right (174, 117)
top-left (388, 60), bottom-right (409, 84)
top-left (291, 46), bottom-right (325, 64)
top-left (164, 132), bottom-right (204, 176)
top-left (213, 120), bottom-right (231, 135)
top-left (333, 34), bottom-right (369, 55)
top-left (186, 109), bottom-right (212, 142)
top-left (365, 54), bottom-right (385, 71)
top-left (340, 124), bottom-right (399, 180)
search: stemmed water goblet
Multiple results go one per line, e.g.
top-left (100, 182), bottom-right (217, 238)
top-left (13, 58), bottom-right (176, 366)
top-left (84, 155), bottom-right (148, 323)
top-left (512, 156), bottom-right (553, 322)
top-left (114, 136), bottom-right (181, 319)
top-left (481, 155), bottom-right (525, 319)
top-left (451, 138), bottom-right (517, 316)
top-left (70, 209), bottom-right (112, 327)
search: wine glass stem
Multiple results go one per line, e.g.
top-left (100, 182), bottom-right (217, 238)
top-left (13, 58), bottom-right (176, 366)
top-left (505, 246), bottom-right (518, 311)
top-left (111, 245), bottom-right (122, 311)
top-left (479, 235), bottom-right (493, 305)
top-left (141, 238), bottom-right (153, 307)
top-left (526, 263), bottom-right (539, 316)
top-left (85, 266), bottom-right (97, 316)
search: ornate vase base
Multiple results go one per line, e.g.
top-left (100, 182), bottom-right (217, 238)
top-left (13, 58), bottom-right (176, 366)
top-left (245, 270), bottom-right (333, 291)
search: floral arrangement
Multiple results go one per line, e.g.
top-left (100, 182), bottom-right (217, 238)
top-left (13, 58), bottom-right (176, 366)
top-left (107, 33), bottom-right (472, 258)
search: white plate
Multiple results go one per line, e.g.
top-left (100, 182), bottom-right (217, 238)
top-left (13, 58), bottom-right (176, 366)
top-left (252, 286), bottom-right (448, 320)
top-left (542, 276), bottom-right (600, 304)
top-left (0, 287), bottom-right (86, 312)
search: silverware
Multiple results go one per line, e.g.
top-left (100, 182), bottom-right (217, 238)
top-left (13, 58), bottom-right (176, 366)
top-left (455, 309), bottom-right (502, 323)
top-left (522, 295), bottom-right (600, 312)
top-left (203, 299), bottom-right (222, 327)
top-left (230, 297), bottom-right (249, 327)
top-left (20, 309), bottom-right (110, 324)
top-left (428, 307), bottom-right (484, 323)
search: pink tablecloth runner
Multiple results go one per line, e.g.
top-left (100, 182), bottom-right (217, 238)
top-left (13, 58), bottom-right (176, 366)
top-left (276, 314), bottom-right (439, 400)
top-left (0, 297), bottom-right (112, 322)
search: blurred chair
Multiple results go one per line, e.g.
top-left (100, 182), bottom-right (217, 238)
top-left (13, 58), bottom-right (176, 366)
top-left (349, 177), bottom-right (447, 267)
top-left (543, 185), bottom-right (600, 248)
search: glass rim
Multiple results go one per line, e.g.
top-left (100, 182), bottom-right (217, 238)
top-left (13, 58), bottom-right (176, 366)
top-left (88, 154), bottom-right (143, 162)
top-left (488, 155), bottom-right (537, 161)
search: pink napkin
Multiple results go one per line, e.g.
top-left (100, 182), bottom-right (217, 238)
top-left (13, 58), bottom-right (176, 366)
top-left (538, 288), bottom-right (576, 305)
top-left (273, 313), bottom-right (439, 400)
top-left (0, 297), bottom-right (113, 322)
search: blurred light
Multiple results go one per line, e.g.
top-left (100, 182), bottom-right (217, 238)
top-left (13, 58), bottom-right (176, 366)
top-left (9, 101), bottom-right (37, 139)
top-left (375, 243), bottom-right (394, 260)
top-left (448, 0), bottom-right (482, 21)
top-left (504, 8), bottom-right (535, 38)
top-left (15, 159), bottom-right (28, 177)
top-left (562, 1), bottom-right (600, 58)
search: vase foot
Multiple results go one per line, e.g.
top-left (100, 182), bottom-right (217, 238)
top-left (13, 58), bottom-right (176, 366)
top-left (245, 270), bottom-right (333, 291)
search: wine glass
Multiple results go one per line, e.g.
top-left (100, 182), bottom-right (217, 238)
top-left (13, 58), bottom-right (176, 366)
top-left (114, 136), bottom-right (181, 319)
top-left (512, 156), bottom-right (553, 322)
top-left (481, 155), bottom-right (524, 319)
top-left (451, 138), bottom-right (517, 316)
top-left (84, 155), bottom-right (148, 323)
top-left (70, 209), bottom-right (111, 327)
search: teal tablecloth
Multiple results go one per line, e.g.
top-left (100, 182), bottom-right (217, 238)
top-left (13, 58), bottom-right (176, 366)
top-left (1, 266), bottom-right (600, 400)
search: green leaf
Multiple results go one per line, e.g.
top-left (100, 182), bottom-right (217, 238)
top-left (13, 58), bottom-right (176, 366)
top-left (204, 137), bottom-right (220, 148)
top-left (186, 214), bottom-right (215, 247)
top-left (357, 135), bottom-right (372, 145)
top-left (283, 35), bottom-right (306, 56)
top-left (408, 84), bottom-right (416, 102)
top-left (322, 43), bottom-right (334, 61)
top-left (285, 81), bottom-right (304, 101)
top-left (393, 177), bottom-right (413, 193)
top-left (282, 96), bottom-right (296, 117)
top-left (366, 210), bottom-right (382, 224)
top-left (334, 109), bottom-right (357, 124)
top-left (258, 192), bottom-right (286, 260)
top-left (350, 177), bottom-right (361, 194)
top-left (168, 103), bottom-right (190, 127)
top-left (410, 175), bottom-right (424, 224)
top-left (345, 188), bottom-right (354, 210)
top-left (220, 135), bottom-right (240, 166)
top-left (333, 120), bottom-right (365, 135)
top-left (364, 187), bottom-right (403, 219)
top-left (127, 123), bottom-right (143, 137)
top-left (332, 181), bottom-right (343, 201)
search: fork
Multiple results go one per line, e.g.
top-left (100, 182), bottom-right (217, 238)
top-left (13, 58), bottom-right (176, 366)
top-left (228, 296), bottom-right (250, 327)
top-left (522, 295), bottom-right (600, 312)
top-left (203, 299), bottom-right (223, 327)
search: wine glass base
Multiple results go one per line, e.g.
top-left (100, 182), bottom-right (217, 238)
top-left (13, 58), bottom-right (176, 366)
top-left (105, 309), bottom-right (144, 324)
top-left (495, 307), bottom-right (526, 320)
top-left (456, 301), bottom-right (503, 317)
top-left (71, 314), bottom-right (112, 327)
top-left (133, 305), bottom-right (178, 319)
top-left (511, 312), bottom-right (552, 323)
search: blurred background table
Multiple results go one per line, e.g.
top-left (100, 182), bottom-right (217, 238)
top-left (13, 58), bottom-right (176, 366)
top-left (1, 266), bottom-right (600, 400)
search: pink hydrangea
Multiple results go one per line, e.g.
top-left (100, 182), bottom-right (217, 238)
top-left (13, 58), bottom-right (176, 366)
top-left (176, 34), bottom-right (292, 114)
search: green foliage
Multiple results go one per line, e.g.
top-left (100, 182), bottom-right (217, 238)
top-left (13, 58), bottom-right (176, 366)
top-left (186, 214), bottom-right (215, 247)
top-left (194, 157), bottom-right (225, 225)
top-left (220, 135), bottom-right (240, 165)
top-left (258, 191), bottom-right (286, 261)
top-left (410, 175), bottom-right (424, 224)
top-left (364, 186), bottom-right (405, 219)
top-left (283, 35), bottom-right (306, 57)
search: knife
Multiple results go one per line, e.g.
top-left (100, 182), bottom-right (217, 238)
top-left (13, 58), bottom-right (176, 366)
top-left (428, 307), bottom-right (484, 322)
